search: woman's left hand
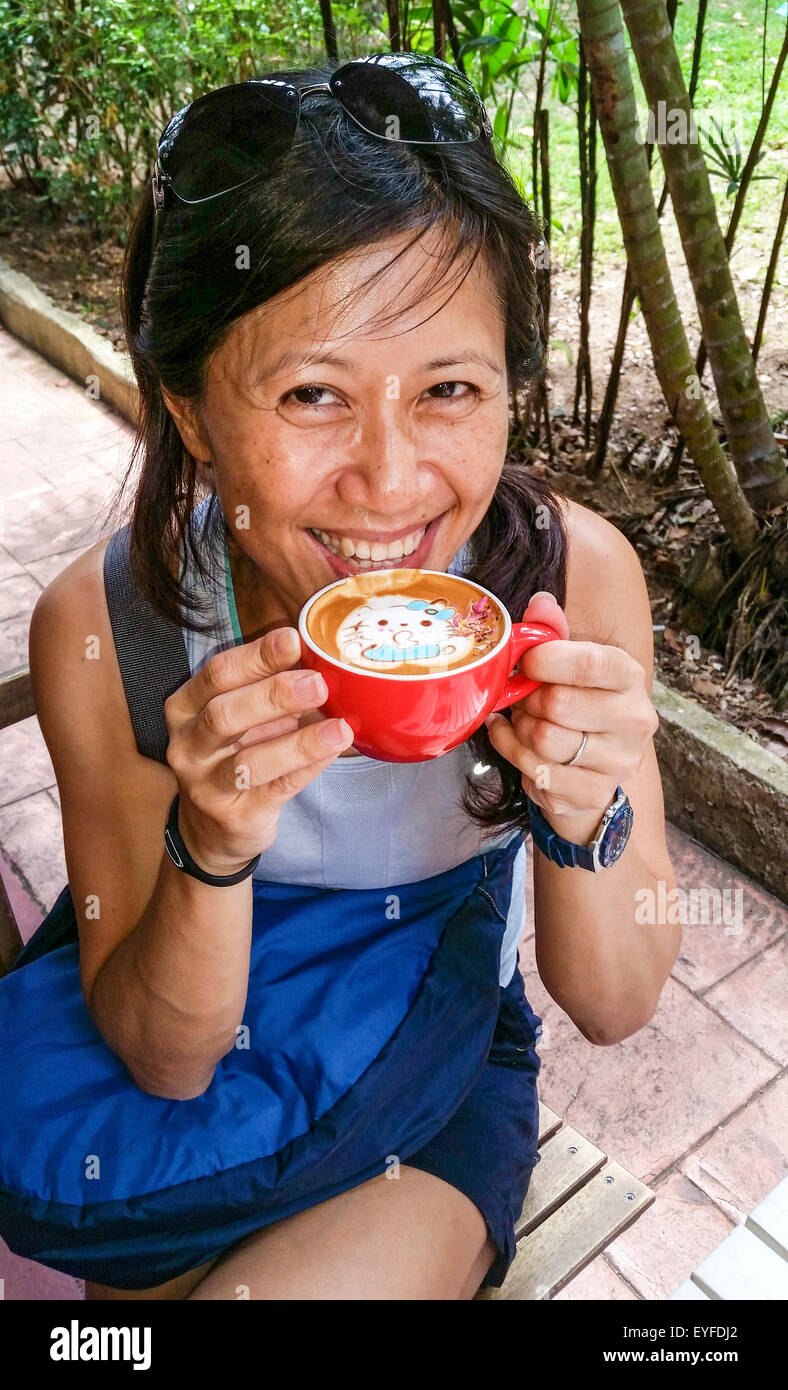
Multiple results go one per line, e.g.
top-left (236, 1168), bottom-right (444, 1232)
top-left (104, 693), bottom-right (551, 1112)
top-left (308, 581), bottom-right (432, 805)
top-left (484, 591), bottom-right (659, 843)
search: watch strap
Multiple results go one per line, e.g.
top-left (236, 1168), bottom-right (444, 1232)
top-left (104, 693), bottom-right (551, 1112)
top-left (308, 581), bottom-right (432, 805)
top-left (525, 787), bottom-right (629, 872)
top-left (530, 821), bottom-right (595, 870)
top-left (164, 794), bottom-right (261, 886)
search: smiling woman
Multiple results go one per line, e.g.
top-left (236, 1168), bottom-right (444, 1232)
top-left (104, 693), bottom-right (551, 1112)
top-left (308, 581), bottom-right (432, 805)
top-left (0, 54), bottom-right (677, 1304)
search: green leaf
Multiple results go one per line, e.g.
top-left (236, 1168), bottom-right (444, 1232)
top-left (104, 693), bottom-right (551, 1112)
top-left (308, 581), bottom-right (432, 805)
top-left (550, 339), bottom-right (573, 365)
top-left (458, 34), bottom-right (504, 55)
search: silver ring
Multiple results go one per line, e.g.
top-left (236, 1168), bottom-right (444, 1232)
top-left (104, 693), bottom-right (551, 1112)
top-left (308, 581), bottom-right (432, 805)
top-left (562, 731), bottom-right (588, 767)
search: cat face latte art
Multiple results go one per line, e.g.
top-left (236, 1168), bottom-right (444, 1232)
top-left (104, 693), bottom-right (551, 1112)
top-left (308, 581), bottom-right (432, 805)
top-left (306, 570), bottom-right (505, 676)
top-left (299, 569), bottom-right (560, 763)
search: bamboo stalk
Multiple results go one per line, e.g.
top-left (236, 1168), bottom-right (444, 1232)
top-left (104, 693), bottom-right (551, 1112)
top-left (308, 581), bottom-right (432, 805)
top-left (577, 0), bottom-right (759, 557)
top-left (752, 174), bottom-right (788, 366)
top-left (385, 0), bottom-right (401, 51)
top-left (433, 0), bottom-right (447, 60)
top-left (621, 0), bottom-right (786, 510)
top-left (587, 0), bottom-right (678, 479)
top-left (318, 0), bottom-right (338, 63)
top-left (574, 41), bottom-right (597, 444)
top-left (538, 108), bottom-right (553, 459)
top-left (694, 14), bottom-right (788, 381)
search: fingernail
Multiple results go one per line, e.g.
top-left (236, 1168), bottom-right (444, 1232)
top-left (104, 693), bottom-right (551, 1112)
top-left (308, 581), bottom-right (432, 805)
top-left (529, 591), bottom-right (557, 603)
top-left (318, 718), bottom-right (352, 747)
top-left (273, 628), bottom-right (298, 658)
top-left (294, 671), bottom-right (324, 699)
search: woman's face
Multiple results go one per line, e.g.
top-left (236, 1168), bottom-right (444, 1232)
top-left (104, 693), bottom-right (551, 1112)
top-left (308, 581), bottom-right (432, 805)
top-left (163, 228), bottom-right (511, 634)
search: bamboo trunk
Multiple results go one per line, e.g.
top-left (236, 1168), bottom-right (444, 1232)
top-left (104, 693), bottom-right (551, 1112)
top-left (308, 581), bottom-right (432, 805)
top-left (318, 0), bottom-right (338, 63)
top-left (620, 0), bottom-right (787, 511)
top-left (576, 0), bottom-right (758, 558)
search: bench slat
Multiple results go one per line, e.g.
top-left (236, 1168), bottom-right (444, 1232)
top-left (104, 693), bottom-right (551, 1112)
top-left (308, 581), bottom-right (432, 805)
top-left (476, 1160), bottom-right (654, 1300)
top-left (0, 665), bottom-right (35, 729)
top-left (516, 1124), bottom-right (607, 1239)
top-left (537, 1102), bottom-right (563, 1146)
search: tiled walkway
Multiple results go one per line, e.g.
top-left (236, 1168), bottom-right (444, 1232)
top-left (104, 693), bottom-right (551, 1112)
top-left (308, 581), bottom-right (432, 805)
top-left (0, 323), bottom-right (786, 1300)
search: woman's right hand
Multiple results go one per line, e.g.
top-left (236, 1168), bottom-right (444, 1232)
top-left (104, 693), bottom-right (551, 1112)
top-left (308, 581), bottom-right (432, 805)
top-left (163, 626), bottom-right (353, 874)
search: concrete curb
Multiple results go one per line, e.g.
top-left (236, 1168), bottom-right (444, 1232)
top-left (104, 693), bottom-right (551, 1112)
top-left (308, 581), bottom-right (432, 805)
top-left (0, 254), bottom-right (138, 425)
top-left (2, 255), bottom-right (786, 900)
top-left (653, 679), bottom-right (788, 902)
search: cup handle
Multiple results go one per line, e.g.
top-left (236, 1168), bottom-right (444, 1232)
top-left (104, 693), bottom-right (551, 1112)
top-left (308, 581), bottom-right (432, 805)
top-left (490, 622), bottom-right (561, 712)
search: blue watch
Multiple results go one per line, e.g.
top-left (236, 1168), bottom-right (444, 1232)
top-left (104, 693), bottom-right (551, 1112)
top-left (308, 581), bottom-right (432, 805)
top-left (525, 786), bottom-right (633, 871)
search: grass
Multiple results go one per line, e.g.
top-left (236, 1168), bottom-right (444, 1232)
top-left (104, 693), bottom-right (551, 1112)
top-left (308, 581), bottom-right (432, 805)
top-left (496, 0), bottom-right (788, 274)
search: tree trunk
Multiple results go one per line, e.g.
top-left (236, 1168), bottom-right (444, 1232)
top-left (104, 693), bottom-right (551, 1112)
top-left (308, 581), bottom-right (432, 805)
top-left (318, 0), bottom-right (338, 63)
top-left (576, 0), bottom-right (758, 559)
top-left (385, 0), bottom-right (401, 51)
top-left (433, 0), bottom-right (447, 61)
top-left (620, 0), bottom-right (787, 512)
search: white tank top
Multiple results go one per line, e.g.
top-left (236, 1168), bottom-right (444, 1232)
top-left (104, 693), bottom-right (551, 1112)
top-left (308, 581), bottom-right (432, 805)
top-left (178, 496), bottom-right (526, 986)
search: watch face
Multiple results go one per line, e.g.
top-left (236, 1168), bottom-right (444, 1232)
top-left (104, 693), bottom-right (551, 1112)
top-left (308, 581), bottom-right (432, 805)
top-left (599, 802), bottom-right (634, 867)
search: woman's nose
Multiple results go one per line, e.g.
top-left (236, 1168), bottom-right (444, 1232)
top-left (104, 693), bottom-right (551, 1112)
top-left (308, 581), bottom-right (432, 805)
top-left (344, 415), bottom-right (423, 506)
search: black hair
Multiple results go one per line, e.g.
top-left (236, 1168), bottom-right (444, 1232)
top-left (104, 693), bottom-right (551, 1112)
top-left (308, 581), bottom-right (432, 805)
top-left (111, 61), bottom-right (568, 841)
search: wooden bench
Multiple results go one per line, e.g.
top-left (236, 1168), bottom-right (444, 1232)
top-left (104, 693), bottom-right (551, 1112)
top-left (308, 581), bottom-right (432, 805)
top-left (475, 1102), bottom-right (654, 1299)
top-left (1, 661), bottom-right (655, 1299)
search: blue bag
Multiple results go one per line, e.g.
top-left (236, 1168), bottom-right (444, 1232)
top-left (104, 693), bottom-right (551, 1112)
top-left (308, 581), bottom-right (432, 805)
top-left (0, 837), bottom-right (522, 1289)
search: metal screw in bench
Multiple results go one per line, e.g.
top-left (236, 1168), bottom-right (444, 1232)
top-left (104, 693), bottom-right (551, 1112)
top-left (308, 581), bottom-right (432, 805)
top-left (605, 1174), bottom-right (615, 1184)
top-left (568, 1145), bottom-right (578, 1155)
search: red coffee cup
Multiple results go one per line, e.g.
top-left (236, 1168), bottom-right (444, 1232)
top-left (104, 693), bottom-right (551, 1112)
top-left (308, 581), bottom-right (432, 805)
top-left (298, 570), bottom-right (560, 762)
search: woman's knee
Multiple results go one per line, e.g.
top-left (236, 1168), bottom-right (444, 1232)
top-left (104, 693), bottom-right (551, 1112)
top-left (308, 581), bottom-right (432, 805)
top-left (186, 1166), bottom-right (492, 1300)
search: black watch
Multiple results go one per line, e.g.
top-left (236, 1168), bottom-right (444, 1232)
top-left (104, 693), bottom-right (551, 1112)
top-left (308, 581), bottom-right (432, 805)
top-left (525, 786), bottom-right (633, 871)
top-left (164, 794), bottom-right (261, 886)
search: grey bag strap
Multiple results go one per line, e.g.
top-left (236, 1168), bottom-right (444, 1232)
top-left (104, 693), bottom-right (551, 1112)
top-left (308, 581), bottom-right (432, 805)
top-left (103, 523), bottom-right (191, 764)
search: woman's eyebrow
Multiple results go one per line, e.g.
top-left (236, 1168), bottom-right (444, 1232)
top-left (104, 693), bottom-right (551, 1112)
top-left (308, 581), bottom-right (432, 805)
top-left (253, 348), bottom-right (503, 383)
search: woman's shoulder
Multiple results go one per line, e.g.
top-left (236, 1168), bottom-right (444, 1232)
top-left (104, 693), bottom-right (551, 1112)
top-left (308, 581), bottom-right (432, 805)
top-left (556, 494), bottom-right (653, 664)
top-left (29, 535), bottom-right (130, 743)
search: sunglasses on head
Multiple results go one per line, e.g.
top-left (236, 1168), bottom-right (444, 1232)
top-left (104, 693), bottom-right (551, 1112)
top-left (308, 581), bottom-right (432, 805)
top-left (151, 52), bottom-right (492, 229)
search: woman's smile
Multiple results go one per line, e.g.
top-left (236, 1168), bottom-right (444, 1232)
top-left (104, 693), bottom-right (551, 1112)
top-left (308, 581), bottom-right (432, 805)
top-left (304, 510), bottom-right (448, 578)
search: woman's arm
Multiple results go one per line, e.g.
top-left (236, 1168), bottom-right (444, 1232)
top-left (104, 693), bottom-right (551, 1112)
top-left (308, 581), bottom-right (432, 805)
top-left (485, 500), bottom-right (680, 1045)
top-left (29, 546), bottom-right (254, 1101)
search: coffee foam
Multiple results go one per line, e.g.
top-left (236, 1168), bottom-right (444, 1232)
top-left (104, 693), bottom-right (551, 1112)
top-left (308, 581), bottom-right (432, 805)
top-left (305, 569), bottom-right (506, 676)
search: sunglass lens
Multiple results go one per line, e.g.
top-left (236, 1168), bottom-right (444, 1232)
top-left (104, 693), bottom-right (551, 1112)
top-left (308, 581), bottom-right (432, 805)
top-left (158, 81), bottom-right (299, 201)
top-left (332, 54), bottom-right (487, 143)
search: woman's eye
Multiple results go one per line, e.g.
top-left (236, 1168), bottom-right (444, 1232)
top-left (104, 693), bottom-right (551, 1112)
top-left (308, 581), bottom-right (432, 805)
top-left (283, 385), bottom-right (342, 408)
top-left (424, 381), bottom-right (479, 402)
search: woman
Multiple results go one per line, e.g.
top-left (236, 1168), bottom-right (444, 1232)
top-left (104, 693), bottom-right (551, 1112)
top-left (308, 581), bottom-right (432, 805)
top-left (1, 54), bottom-right (679, 1300)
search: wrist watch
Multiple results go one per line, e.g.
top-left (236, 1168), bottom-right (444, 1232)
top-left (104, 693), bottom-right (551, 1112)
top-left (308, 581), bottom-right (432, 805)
top-left (525, 786), bottom-right (634, 871)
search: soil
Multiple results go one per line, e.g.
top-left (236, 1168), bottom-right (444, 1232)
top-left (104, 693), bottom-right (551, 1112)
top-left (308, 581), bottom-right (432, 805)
top-left (1, 182), bottom-right (787, 760)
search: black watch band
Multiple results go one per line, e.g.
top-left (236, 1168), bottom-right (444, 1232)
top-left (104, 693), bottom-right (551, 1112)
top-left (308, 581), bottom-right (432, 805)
top-left (164, 793), bottom-right (261, 886)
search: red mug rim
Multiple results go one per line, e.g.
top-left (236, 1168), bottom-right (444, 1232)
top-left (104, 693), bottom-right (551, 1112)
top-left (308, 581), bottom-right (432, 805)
top-left (297, 567), bottom-right (513, 681)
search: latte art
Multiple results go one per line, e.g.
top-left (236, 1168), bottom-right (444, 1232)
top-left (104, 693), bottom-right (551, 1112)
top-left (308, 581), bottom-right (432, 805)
top-left (305, 569), bottom-right (506, 676)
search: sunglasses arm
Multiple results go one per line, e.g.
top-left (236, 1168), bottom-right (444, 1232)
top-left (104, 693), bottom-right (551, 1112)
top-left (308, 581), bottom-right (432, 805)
top-left (152, 160), bottom-right (171, 211)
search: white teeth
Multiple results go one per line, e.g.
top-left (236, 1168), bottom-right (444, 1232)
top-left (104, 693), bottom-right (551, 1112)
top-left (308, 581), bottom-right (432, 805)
top-left (310, 524), bottom-right (428, 562)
